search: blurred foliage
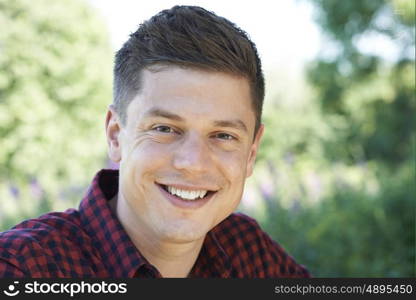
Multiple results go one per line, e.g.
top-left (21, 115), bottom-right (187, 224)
top-left (243, 0), bottom-right (415, 277)
top-left (308, 0), bottom-right (415, 167)
top-left (0, 0), bottom-right (112, 228)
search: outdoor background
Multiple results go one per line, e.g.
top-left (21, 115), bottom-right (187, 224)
top-left (0, 0), bottom-right (414, 277)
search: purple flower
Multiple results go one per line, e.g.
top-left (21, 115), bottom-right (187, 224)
top-left (30, 178), bottom-right (44, 199)
top-left (9, 185), bottom-right (20, 198)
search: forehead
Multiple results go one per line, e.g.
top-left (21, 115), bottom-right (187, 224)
top-left (127, 66), bottom-right (256, 132)
top-left (141, 66), bottom-right (250, 101)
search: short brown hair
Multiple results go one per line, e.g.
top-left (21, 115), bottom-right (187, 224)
top-left (113, 5), bottom-right (264, 134)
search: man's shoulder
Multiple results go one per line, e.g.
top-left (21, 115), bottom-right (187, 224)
top-left (0, 209), bottom-right (103, 277)
top-left (212, 212), bottom-right (270, 250)
top-left (0, 209), bottom-right (85, 255)
top-left (213, 212), bottom-right (311, 277)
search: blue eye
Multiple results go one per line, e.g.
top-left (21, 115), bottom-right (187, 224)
top-left (153, 125), bottom-right (175, 133)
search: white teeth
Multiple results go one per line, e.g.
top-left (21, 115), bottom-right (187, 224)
top-left (199, 190), bottom-right (208, 198)
top-left (166, 186), bottom-right (208, 200)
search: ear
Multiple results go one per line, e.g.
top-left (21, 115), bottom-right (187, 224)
top-left (245, 124), bottom-right (264, 178)
top-left (105, 105), bottom-right (122, 163)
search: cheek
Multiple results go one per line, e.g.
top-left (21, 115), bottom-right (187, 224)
top-left (218, 152), bottom-right (248, 214)
top-left (216, 150), bottom-right (250, 210)
top-left (120, 140), bottom-right (172, 190)
top-left (212, 153), bottom-right (246, 225)
top-left (123, 138), bottom-right (171, 167)
top-left (215, 149), bottom-right (249, 193)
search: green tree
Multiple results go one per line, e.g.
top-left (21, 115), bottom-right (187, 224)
top-left (0, 0), bottom-right (112, 229)
top-left (245, 0), bottom-right (415, 277)
top-left (308, 0), bottom-right (415, 167)
top-left (303, 0), bottom-right (415, 276)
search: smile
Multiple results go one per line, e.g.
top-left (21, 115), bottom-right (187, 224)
top-left (166, 186), bottom-right (208, 200)
top-left (156, 183), bottom-right (218, 209)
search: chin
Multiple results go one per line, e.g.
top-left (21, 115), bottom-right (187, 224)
top-left (157, 219), bottom-right (209, 243)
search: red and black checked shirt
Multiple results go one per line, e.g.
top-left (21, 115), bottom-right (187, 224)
top-left (0, 169), bottom-right (310, 278)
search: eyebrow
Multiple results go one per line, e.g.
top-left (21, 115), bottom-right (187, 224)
top-left (143, 108), bottom-right (184, 121)
top-left (143, 107), bottom-right (248, 133)
top-left (212, 119), bottom-right (248, 133)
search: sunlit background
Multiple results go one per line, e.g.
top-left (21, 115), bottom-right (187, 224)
top-left (0, 0), bottom-right (414, 277)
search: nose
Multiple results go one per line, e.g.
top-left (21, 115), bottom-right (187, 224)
top-left (172, 132), bottom-right (212, 174)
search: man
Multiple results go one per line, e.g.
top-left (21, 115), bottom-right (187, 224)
top-left (0, 5), bottom-right (309, 278)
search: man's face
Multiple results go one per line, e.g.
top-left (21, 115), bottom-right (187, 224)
top-left (106, 66), bottom-right (263, 244)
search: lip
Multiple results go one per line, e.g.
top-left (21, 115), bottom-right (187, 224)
top-left (156, 183), bottom-right (216, 209)
top-left (157, 182), bottom-right (218, 191)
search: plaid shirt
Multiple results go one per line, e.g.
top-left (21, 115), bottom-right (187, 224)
top-left (0, 169), bottom-right (310, 278)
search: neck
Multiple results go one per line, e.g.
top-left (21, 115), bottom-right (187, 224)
top-left (135, 236), bottom-right (204, 278)
top-left (109, 194), bottom-right (204, 278)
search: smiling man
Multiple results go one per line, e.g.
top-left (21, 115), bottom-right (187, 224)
top-left (0, 5), bottom-right (309, 278)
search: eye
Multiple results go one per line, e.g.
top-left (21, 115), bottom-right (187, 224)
top-left (153, 125), bottom-right (176, 134)
top-left (215, 132), bottom-right (236, 140)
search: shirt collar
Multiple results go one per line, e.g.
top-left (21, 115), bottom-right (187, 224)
top-left (79, 169), bottom-right (232, 278)
top-left (79, 169), bottom-right (148, 277)
top-left (191, 229), bottom-right (232, 278)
